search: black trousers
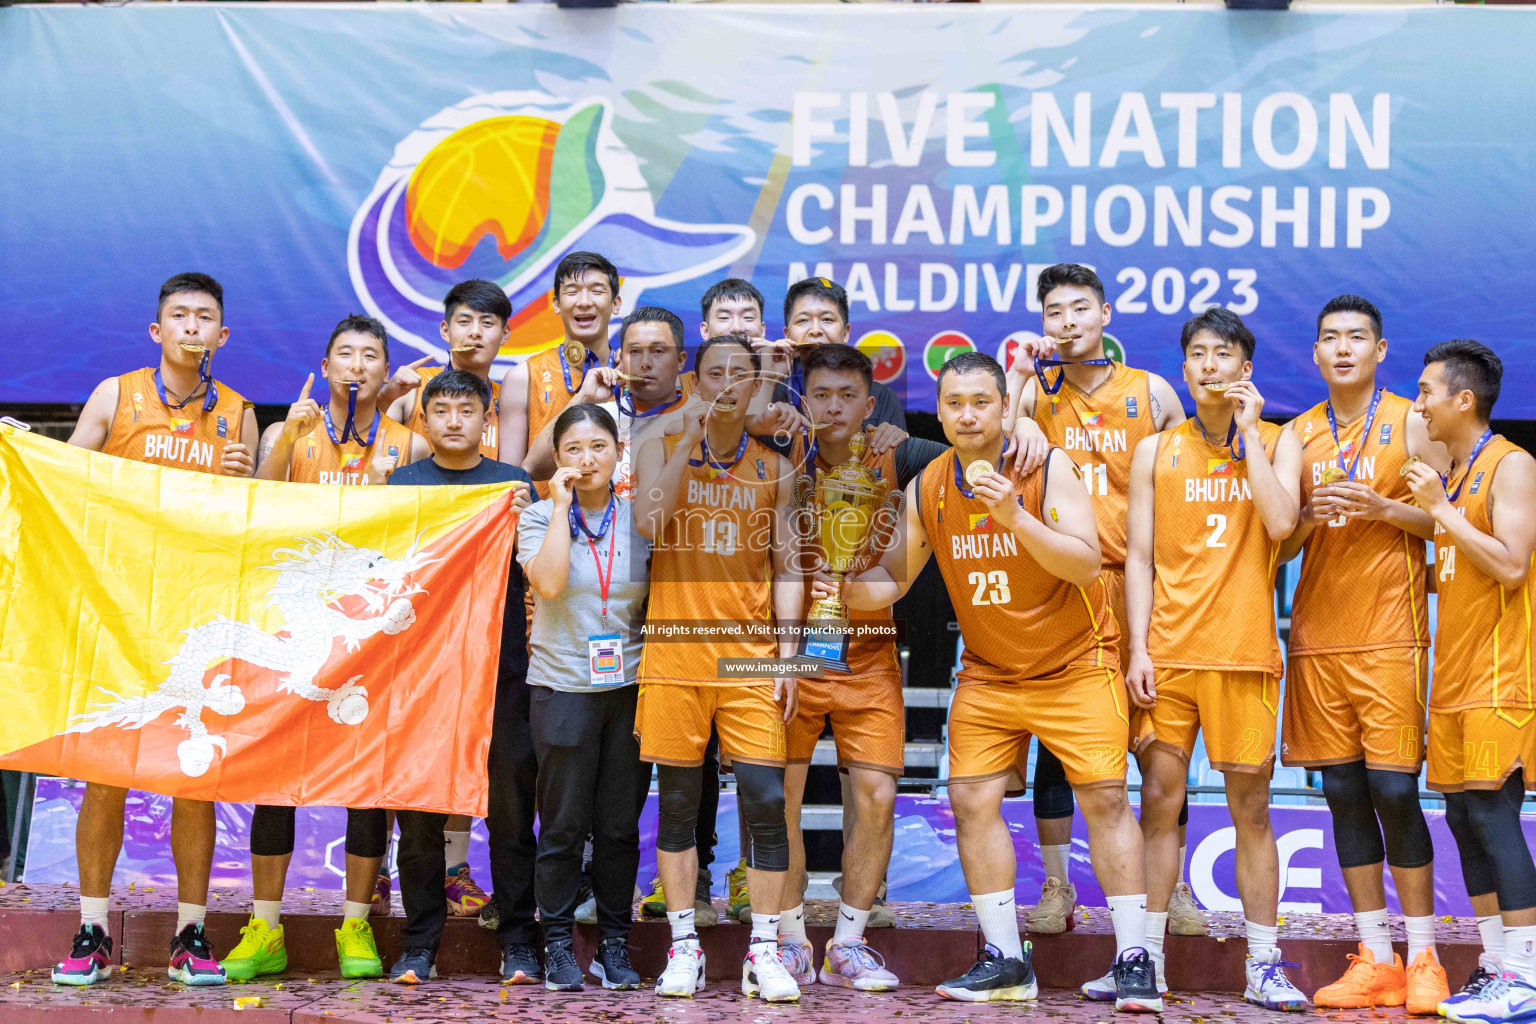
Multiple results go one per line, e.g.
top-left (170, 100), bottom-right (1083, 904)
top-left (397, 668), bottom-right (540, 950)
top-left (531, 685), bottom-right (649, 945)
top-left (696, 728), bottom-right (721, 873)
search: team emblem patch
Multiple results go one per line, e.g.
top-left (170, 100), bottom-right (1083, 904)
top-left (1207, 458), bottom-right (1232, 476)
top-left (756, 458), bottom-right (766, 479)
top-left (1125, 396), bottom-right (1138, 418)
top-left (216, 416), bottom-right (228, 438)
top-left (968, 512), bottom-right (991, 532)
top-left (342, 454), bottom-right (365, 471)
top-left (1471, 471), bottom-right (1486, 494)
top-left (170, 417), bottom-right (194, 437)
top-left (1378, 423), bottom-right (1392, 446)
top-left (1079, 410), bottom-right (1103, 428)
top-left (388, 445), bottom-right (399, 457)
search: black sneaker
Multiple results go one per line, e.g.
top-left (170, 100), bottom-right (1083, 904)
top-left (167, 923), bottom-right (227, 986)
top-left (935, 942), bottom-right (1037, 1002)
top-left (390, 947), bottom-right (436, 985)
top-left (501, 942), bottom-right (543, 985)
top-left (591, 937), bottom-right (641, 991)
top-left (544, 943), bottom-right (584, 992)
top-left (1113, 947), bottom-right (1164, 1013)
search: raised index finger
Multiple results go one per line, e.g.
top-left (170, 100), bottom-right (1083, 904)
top-left (407, 356), bottom-right (432, 370)
top-left (298, 373), bottom-right (314, 401)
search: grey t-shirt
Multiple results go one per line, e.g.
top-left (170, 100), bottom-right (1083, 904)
top-left (517, 495), bottom-right (651, 691)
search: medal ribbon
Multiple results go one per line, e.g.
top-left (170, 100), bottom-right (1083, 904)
top-left (1033, 356), bottom-right (1115, 396)
top-left (570, 495), bottom-right (619, 617)
top-left (689, 431), bottom-right (751, 474)
top-left (1325, 388), bottom-right (1383, 482)
top-left (1443, 428), bottom-right (1494, 502)
top-left (323, 383), bottom-right (379, 446)
top-left (953, 439), bottom-right (1010, 500)
top-left (154, 350), bottom-right (218, 413)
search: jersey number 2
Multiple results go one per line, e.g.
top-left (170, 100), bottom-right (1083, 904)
top-left (1205, 513), bottom-right (1227, 548)
top-left (969, 570), bottom-right (1011, 606)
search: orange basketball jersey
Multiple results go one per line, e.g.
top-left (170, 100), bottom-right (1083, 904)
top-left (1432, 437), bottom-right (1536, 713)
top-left (287, 413), bottom-right (416, 485)
top-left (637, 432), bottom-right (785, 686)
top-left (407, 366), bottom-right (500, 459)
top-left (102, 367), bottom-right (248, 474)
top-left (525, 343), bottom-right (619, 446)
top-left (1147, 419), bottom-right (1285, 676)
top-left (1290, 391), bottom-right (1429, 655)
top-left (1032, 363), bottom-right (1157, 568)
top-left (917, 448), bottom-right (1118, 684)
top-left (790, 433), bottom-right (901, 684)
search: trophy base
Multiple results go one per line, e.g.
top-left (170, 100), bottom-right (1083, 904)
top-left (798, 618), bottom-right (852, 675)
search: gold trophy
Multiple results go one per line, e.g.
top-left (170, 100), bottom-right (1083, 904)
top-left (799, 432), bottom-right (889, 672)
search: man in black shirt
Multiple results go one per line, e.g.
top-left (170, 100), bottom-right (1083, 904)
top-left (380, 369), bottom-right (538, 986)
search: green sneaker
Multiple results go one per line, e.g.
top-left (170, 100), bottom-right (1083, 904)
top-left (220, 916), bottom-right (287, 982)
top-left (335, 917), bottom-right (384, 979)
top-left (639, 876), bottom-right (668, 918)
top-left (727, 859), bottom-right (752, 924)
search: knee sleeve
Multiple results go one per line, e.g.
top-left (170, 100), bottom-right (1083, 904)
top-left (733, 762), bottom-right (788, 872)
top-left (1322, 762), bottom-right (1386, 869)
top-left (1465, 775), bottom-right (1536, 912)
top-left (656, 764), bottom-right (703, 854)
top-left (1366, 768), bottom-right (1433, 869)
top-left (345, 808), bottom-right (388, 859)
top-left (1446, 791), bottom-right (1498, 899)
top-left (1032, 746), bottom-right (1074, 820)
top-left (1178, 794), bottom-right (1189, 828)
top-left (249, 804), bottom-right (296, 857)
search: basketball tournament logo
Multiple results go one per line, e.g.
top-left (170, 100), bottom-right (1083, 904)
top-left (349, 92), bottom-right (754, 366)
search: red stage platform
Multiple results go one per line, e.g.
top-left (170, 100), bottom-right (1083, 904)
top-left (0, 882), bottom-right (1484, 1022)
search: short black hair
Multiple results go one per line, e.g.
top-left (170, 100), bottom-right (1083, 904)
top-left (553, 250), bottom-right (619, 298)
top-left (700, 278), bottom-right (765, 322)
top-left (421, 367), bottom-right (491, 412)
top-left (552, 402), bottom-right (620, 449)
top-left (696, 332), bottom-right (759, 374)
top-left (443, 279), bottom-right (512, 324)
top-left (1317, 294), bottom-right (1382, 340)
top-left (936, 351), bottom-right (1006, 401)
top-left (157, 272), bottom-right (224, 321)
top-left (327, 314), bottom-right (391, 361)
top-left (1180, 306), bottom-right (1256, 361)
top-left (1035, 263), bottom-right (1105, 307)
top-left (1424, 339), bottom-right (1502, 420)
top-left (620, 306), bottom-right (685, 352)
top-left (802, 344), bottom-right (873, 396)
top-left (783, 277), bottom-right (848, 328)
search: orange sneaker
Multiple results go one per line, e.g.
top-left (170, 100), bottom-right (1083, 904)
top-left (1405, 948), bottom-right (1451, 1015)
top-left (1313, 944), bottom-right (1407, 1008)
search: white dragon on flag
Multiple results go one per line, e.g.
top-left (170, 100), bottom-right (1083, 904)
top-left (67, 534), bottom-right (434, 778)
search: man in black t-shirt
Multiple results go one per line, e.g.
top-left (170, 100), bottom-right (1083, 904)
top-left (379, 370), bottom-right (539, 987)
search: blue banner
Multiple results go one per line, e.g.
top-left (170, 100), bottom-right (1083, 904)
top-left (3, 5), bottom-right (1533, 414)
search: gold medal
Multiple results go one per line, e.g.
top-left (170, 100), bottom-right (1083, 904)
top-left (177, 343), bottom-right (208, 353)
top-left (1320, 466), bottom-right (1348, 485)
top-left (1399, 455), bottom-right (1422, 478)
top-left (449, 345), bottom-right (477, 353)
top-left (1202, 381), bottom-right (1232, 393)
top-left (964, 460), bottom-right (993, 487)
top-left (562, 338), bottom-right (586, 370)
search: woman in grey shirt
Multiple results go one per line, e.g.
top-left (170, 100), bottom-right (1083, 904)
top-left (518, 404), bottom-right (651, 993)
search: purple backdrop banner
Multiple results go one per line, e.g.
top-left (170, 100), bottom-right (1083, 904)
top-left (24, 779), bottom-right (1520, 916)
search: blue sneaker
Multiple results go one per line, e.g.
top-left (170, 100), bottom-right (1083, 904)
top-left (390, 947), bottom-right (436, 985)
top-left (1444, 971), bottom-right (1536, 1024)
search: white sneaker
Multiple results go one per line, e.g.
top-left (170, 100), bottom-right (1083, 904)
top-left (1245, 949), bottom-right (1308, 1011)
top-left (1081, 957), bottom-right (1168, 1000)
top-left (742, 946), bottom-right (802, 1002)
top-left (1442, 971), bottom-right (1536, 1024)
top-left (655, 943), bottom-right (706, 998)
top-left (574, 895), bottom-right (597, 925)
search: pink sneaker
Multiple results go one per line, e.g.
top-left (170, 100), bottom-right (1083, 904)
top-left (370, 873), bottom-right (391, 917)
top-left (52, 925), bottom-right (113, 986)
top-left (777, 937), bottom-right (816, 986)
top-left (445, 863), bottom-right (488, 917)
top-left (821, 936), bottom-right (900, 991)
top-left (167, 923), bottom-right (227, 986)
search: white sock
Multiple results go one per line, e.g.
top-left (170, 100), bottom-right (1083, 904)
top-left (253, 899), bottom-right (283, 929)
top-left (444, 831), bottom-right (471, 871)
top-left (1041, 844), bottom-right (1071, 884)
top-left (80, 895), bottom-right (110, 934)
top-left (1107, 894), bottom-right (1149, 957)
top-left (1178, 845), bottom-right (1188, 884)
top-left (1355, 907), bottom-right (1392, 962)
top-left (1405, 915), bottom-right (1437, 961)
top-left (1505, 925), bottom-right (1536, 980)
top-left (778, 903), bottom-right (807, 942)
top-left (175, 903), bottom-right (206, 933)
top-left (1479, 915), bottom-right (1507, 960)
top-left (971, 889), bottom-right (1024, 960)
top-left (667, 908), bottom-right (698, 944)
top-left (833, 902), bottom-right (870, 944)
top-left (1245, 919), bottom-right (1279, 962)
top-left (342, 900), bottom-right (371, 922)
top-left (750, 912), bottom-right (780, 954)
top-left (1146, 911), bottom-right (1168, 964)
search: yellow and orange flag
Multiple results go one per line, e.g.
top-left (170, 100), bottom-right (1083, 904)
top-left (0, 425), bottom-right (515, 816)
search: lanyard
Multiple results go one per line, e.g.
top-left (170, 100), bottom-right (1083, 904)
top-left (154, 351), bottom-right (218, 413)
top-left (952, 439), bottom-right (1010, 499)
top-left (1325, 388), bottom-right (1383, 482)
top-left (560, 343), bottom-right (616, 392)
top-left (617, 387), bottom-right (681, 421)
top-left (323, 383), bottom-right (379, 446)
top-left (1197, 418), bottom-right (1246, 461)
top-left (690, 431), bottom-right (750, 473)
top-left (570, 496), bottom-right (618, 617)
top-left (1034, 356), bottom-right (1115, 396)
top-left (1443, 429), bottom-right (1494, 502)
